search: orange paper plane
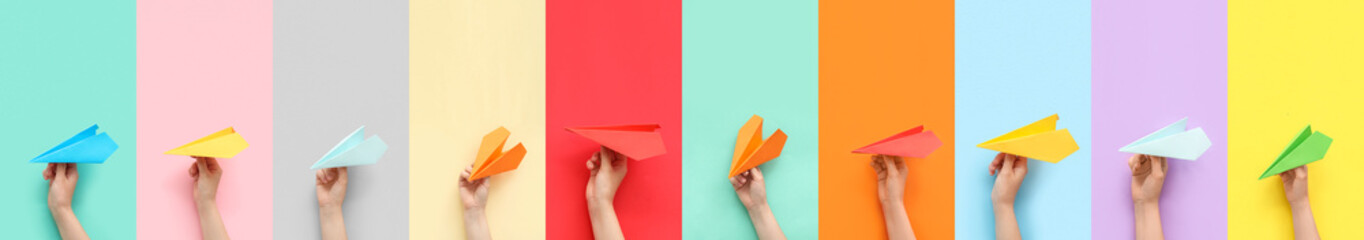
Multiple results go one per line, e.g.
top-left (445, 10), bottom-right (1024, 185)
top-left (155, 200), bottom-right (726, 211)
top-left (852, 126), bottom-right (942, 158)
top-left (566, 124), bottom-right (666, 160)
top-left (729, 115), bottom-right (787, 178)
top-left (470, 127), bottom-right (527, 180)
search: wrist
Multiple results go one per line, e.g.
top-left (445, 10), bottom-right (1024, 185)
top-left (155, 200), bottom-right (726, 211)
top-left (320, 205), bottom-right (344, 216)
top-left (992, 201), bottom-right (1014, 211)
top-left (49, 204), bottom-right (73, 214)
top-left (745, 202), bottom-right (770, 212)
top-left (195, 200), bottom-right (218, 211)
top-left (1290, 199), bottom-right (1312, 209)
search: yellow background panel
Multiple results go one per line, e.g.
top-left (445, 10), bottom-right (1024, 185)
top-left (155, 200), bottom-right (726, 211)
top-left (1230, 0), bottom-right (1364, 238)
top-left (409, 0), bottom-right (545, 238)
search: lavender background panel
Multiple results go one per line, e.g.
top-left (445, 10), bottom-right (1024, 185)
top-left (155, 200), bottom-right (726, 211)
top-left (1092, 0), bottom-right (1228, 238)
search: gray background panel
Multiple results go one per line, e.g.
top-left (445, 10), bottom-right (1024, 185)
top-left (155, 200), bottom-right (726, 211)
top-left (274, 0), bottom-right (409, 238)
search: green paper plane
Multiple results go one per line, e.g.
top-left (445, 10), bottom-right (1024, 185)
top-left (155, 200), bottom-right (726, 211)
top-left (1259, 125), bottom-right (1332, 180)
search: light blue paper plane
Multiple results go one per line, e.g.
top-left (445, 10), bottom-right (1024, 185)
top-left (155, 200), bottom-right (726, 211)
top-left (31, 124), bottom-right (119, 164)
top-left (1119, 118), bottom-right (1212, 160)
top-left (311, 126), bottom-right (388, 170)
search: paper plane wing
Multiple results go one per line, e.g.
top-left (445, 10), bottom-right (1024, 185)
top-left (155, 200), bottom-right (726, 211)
top-left (732, 115), bottom-right (765, 166)
top-left (566, 124), bottom-right (666, 160)
top-left (471, 143), bottom-right (527, 180)
top-left (729, 129), bottom-right (786, 178)
top-left (165, 127), bottom-right (249, 158)
top-left (979, 114), bottom-right (1059, 147)
top-left (853, 126), bottom-right (942, 158)
top-left (31, 124), bottom-right (119, 163)
top-left (475, 127), bottom-right (512, 169)
top-left (1259, 126), bottom-right (1332, 179)
top-left (1120, 124), bottom-right (1211, 160)
top-left (979, 128), bottom-right (1079, 163)
top-left (312, 126), bottom-right (388, 169)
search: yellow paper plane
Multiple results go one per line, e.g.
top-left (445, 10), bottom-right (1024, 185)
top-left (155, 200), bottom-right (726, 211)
top-left (729, 115), bottom-right (787, 178)
top-left (470, 126), bottom-right (527, 180)
top-left (165, 127), bottom-right (250, 158)
top-left (977, 114), bottom-right (1078, 163)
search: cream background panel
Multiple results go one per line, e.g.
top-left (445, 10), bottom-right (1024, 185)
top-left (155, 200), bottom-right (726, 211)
top-left (410, 0), bottom-right (546, 238)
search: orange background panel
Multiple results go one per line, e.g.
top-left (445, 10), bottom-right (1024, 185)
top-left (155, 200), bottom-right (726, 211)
top-left (818, 0), bottom-right (954, 239)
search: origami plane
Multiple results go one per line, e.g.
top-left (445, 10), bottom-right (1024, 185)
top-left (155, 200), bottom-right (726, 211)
top-left (311, 126), bottom-right (388, 170)
top-left (30, 124), bottom-right (119, 164)
top-left (566, 124), bottom-right (666, 160)
top-left (470, 127), bottom-right (527, 180)
top-left (977, 114), bottom-right (1079, 163)
top-left (728, 115), bottom-right (787, 178)
top-left (1119, 118), bottom-right (1212, 160)
top-left (165, 127), bottom-right (249, 158)
top-left (853, 125), bottom-right (942, 158)
top-left (1259, 125), bottom-right (1332, 180)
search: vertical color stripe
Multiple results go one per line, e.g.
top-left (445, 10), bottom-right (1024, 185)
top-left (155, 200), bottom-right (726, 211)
top-left (409, 0), bottom-right (546, 238)
top-left (682, 0), bottom-right (819, 238)
top-left (955, 0), bottom-right (1092, 239)
top-left (273, 0), bottom-right (410, 238)
top-left (1229, 0), bottom-right (1364, 238)
top-left (0, 0), bottom-right (137, 238)
top-left (137, 0), bottom-right (273, 238)
top-left (1091, 0), bottom-right (1228, 238)
top-left (819, 0), bottom-right (956, 239)
top-left (546, 0), bottom-right (682, 238)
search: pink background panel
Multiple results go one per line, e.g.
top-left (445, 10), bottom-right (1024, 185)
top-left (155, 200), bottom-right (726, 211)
top-left (137, 0), bottom-right (273, 238)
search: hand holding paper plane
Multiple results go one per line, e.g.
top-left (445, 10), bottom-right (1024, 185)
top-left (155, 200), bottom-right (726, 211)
top-left (165, 127), bottom-right (249, 158)
top-left (729, 115), bottom-right (787, 178)
top-left (977, 114), bottom-right (1079, 163)
top-left (566, 124), bottom-right (666, 160)
top-left (1259, 126), bottom-right (1332, 180)
top-left (1119, 118), bottom-right (1212, 160)
top-left (31, 124), bottom-right (119, 164)
top-left (853, 125), bottom-right (942, 158)
top-left (470, 127), bottom-right (527, 180)
top-left (312, 126), bottom-right (388, 170)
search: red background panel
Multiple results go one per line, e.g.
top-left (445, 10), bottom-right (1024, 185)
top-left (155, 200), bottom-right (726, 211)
top-left (546, 0), bottom-right (682, 239)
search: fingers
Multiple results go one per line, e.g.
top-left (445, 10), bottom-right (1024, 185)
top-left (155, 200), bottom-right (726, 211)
top-left (1149, 155), bottom-right (1166, 178)
top-left (1127, 154), bottom-right (1140, 172)
top-left (599, 146), bottom-right (614, 165)
top-left (989, 153), bottom-right (1005, 175)
top-left (881, 155), bottom-right (897, 178)
top-left (204, 157), bottom-right (221, 173)
top-left (68, 163), bottom-right (78, 180)
top-left (336, 167), bottom-right (348, 184)
top-left (44, 163), bottom-right (55, 180)
top-left (316, 170), bottom-right (327, 185)
top-left (587, 151), bottom-right (602, 176)
top-left (194, 157), bottom-right (209, 178)
top-left (55, 163), bottom-right (67, 181)
top-left (730, 174), bottom-right (743, 188)
top-left (460, 166), bottom-right (472, 182)
top-left (189, 162), bottom-right (199, 178)
top-left (1015, 154), bottom-right (1028, 174)
top-left (751, 168), bottom-right (764, 182)
top-left (1001, 154), bottom-right (1016, 175)
top-left (892, 155), bottom-right (907, 172)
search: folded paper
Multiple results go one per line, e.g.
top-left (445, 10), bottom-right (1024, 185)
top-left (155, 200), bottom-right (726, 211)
top-left (729, 115), bottom-right (787, 178)
top-left (977, 114), bottom-right (1079, 163)
top-left (853, 125), bottom-right (942, 158)
top-left (30, 124), bottom-right (119, 163)
top-left (1258, 125), bottom-right (1332, 180)
top-left (311, 126), bottom-right (389, 170)
top-left (165, 127), bottom-right (249, 158)
top-left (1119, 118), bottom-right (1212, 160)
top-left (566, 124), bottom-right (666, 160)
top-left (470, 127), bottom-right (527, 180)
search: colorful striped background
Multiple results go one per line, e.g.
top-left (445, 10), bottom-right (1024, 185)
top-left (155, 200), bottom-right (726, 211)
top-left (3, 0), bottom-right (1364, 238)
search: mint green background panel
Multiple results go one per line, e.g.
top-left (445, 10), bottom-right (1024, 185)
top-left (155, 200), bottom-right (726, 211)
top-left (0, 0), bottom-right (137, 238)
top-left (681, 0), bottom-right (819, 238)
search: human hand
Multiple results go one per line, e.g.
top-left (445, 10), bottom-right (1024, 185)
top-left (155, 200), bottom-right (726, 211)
top-left (989, 153), bottom-right (1027, 206)
top-left (586, 146), bottom-right (628, 206)
top-left (730, 167), bottom-right (769, 209)
top-left (188, 157), bottom-right (224, 205)
top-left (1129, 154), bottom-right (1167, 205)
top-left (459, 165), bottom-right (490, 210)
top-left (1280, 166), bottom-right (1309, 205)
top-left (44, 163), bottom-right (79, 210)
top-left (316, 167), bottom-right (348, 209)
top-left (871, 154), bottom-right (908, 204)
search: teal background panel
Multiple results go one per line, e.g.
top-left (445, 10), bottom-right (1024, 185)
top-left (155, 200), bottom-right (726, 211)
top-left (0, 0), bottom-right (137, 238)
top-left (681, 0), bottom-right (819, 238)
top-left (955, 0), bottom-right (1092, 239)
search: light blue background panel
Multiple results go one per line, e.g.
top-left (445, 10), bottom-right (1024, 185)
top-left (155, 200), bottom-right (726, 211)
top-left (0, 0), bottom-right (137, 238)
top-left (956, 0), bottom-right (1092, 239)
top-left (682, 0), bottom-right (818, 238)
